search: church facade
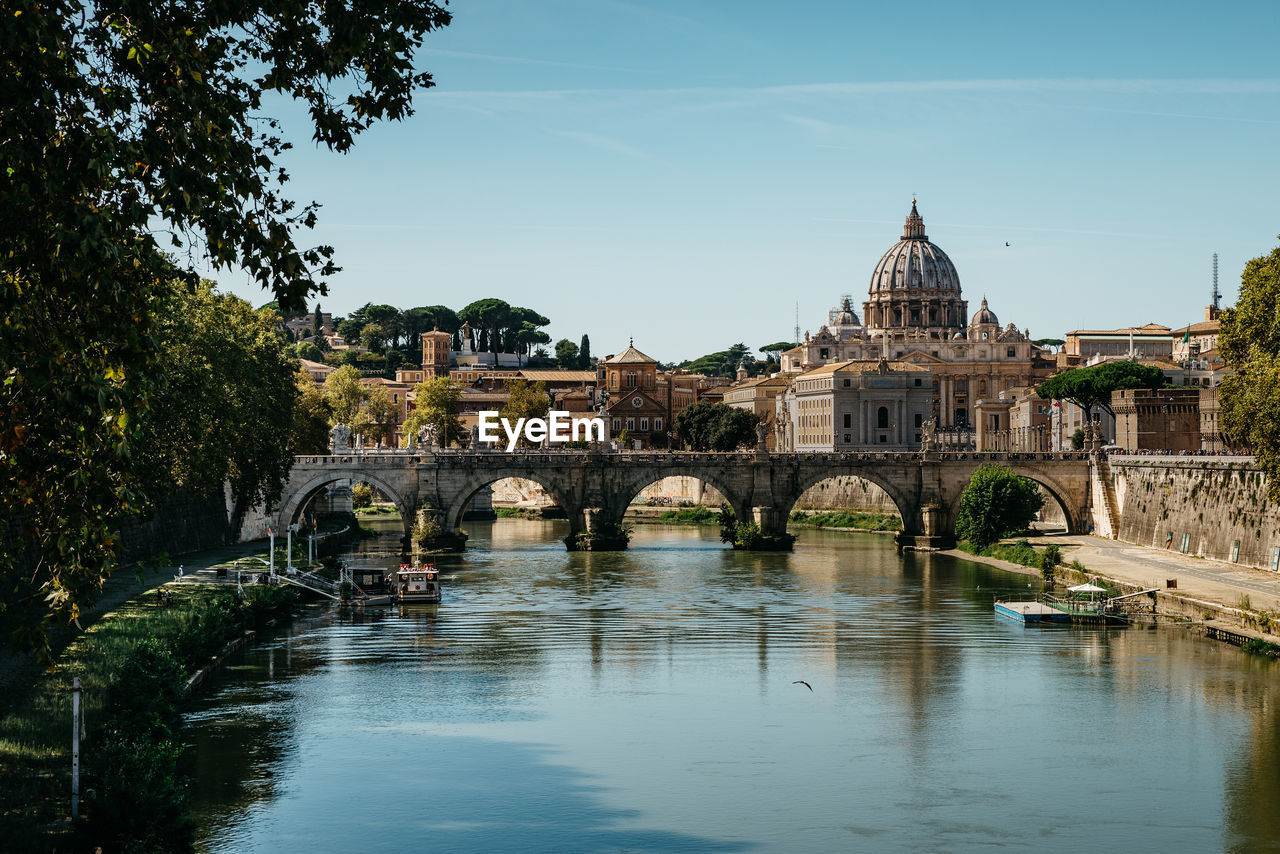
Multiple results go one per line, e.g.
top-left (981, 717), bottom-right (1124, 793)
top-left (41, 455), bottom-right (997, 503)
top-left (780, 203), bottom-right (1056, 431)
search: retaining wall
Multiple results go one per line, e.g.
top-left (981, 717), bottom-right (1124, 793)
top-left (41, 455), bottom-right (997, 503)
top-left (1110, 457), bottom-right (1280, 571)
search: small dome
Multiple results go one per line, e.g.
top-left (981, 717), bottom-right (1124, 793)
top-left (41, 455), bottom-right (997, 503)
top-left (868, 203), bottom-right (961, 294)
top-left (970, 297), bottom-right (999, 327)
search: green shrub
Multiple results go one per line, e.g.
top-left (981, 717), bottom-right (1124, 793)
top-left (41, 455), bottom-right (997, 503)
top-left (955, 465), bottom-right (1046, 551)
top-left (351, 481), bottom-right (373, 508)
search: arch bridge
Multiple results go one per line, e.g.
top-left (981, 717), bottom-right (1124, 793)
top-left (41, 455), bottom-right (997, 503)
top-left (273, 450), bottom-right (1093, 551)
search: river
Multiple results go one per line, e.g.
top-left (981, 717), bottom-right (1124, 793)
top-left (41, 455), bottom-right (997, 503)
top-left (185, 518), bottom-right (1280, 853)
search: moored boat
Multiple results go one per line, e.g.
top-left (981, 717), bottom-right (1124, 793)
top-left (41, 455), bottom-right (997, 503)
top-left (391, 563), bottom-right (443, 604)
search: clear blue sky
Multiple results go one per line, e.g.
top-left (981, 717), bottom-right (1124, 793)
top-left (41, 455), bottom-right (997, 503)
top-left (209, 0), bottom-right (1280, 362)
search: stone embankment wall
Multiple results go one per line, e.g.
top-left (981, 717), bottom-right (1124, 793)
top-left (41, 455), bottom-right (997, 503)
top-left (1110, 457), bottom-right (1280, 570)
top-left (117, 489), bottom-right (230, 564)
top-left (634, 475), bottom-right (899, 515)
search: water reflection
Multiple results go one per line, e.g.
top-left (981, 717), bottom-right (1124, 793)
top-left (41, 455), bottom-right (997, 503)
top-left (187, 519), bottom-right (1280, 852)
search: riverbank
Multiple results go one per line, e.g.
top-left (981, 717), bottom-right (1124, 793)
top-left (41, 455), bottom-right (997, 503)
top-left (0, 579), bottom-right (298, 852)
top-left (943, 534), bottom-right (1280, 650)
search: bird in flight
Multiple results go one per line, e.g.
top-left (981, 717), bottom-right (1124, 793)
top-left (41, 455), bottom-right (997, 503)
top-left (793, 680), bottom-right (813, 692)
top-left (1005, 242), bottom-right (1011, 246)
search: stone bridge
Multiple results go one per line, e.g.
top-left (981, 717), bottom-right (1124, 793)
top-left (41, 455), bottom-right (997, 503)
top-left (272, 450), bottom-right (1093, 551)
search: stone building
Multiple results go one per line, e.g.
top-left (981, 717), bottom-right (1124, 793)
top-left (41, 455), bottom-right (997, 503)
top-left (598, 342), bottom-right (670, 449)
top-left (776, 359), bottom-right (933, 451)
top-left (722, 375), bottom-right (791, 450)
top-left (420, 327), bottom-right (453, 378)
top-left (1064, 323), bottom-right (1173, 361)
top-left (780, 203), bottom-right (1055, 431)
top-left (1111, 388), bottom-right (1200, 453)
top-left (1171, 305), bottom-right (1222, 362)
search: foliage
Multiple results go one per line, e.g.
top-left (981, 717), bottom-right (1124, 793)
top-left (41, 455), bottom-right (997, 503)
top-left (0, 0), bottom-right (450, 656)
top-left (294, 340), bottom-right (324, 362)
top-left (351, 482), bottom-right (374, 509)
top-left (412, 507), bottom-right (441, 545)
top-left (1033, 338), bottom-right (1066, 348)
top-left (137, 283), bottom-right (299, 534)
top-left (363, 384), bottom-right (400, 447)
top-left (954, 465), bottom-right (1046, 551)
top-left (501, 378), bottom-right (552, 440)
top-left (324, 365), bottom-right (369, 428)
top-left (290, 370), bottom-right (333, 456)
top-left (1036, 361), bottom-right (1165, 418)
top-left (579, 334), bottom-right (593, 368)
top-left (682, 343), bottom-right (754, 378)
top-left (674, 401), bottom-right (761, 451)
top-left (759, 341), bottom-right (799, 356)
top-left (1220, 241), bottom-right (1280, 494)
top-left (1040, 543), bottom-right (1062, 581)
top-left (788, 510), bottom-right (902, 531)
top-left (555, 338), bottom-right (580, 368)
top-left (657, 506), bottom-right (719, 524)
top-left (1071, 428), bottom-right (1086, 450)
top-left (402, 377), bottom-right (463, 447)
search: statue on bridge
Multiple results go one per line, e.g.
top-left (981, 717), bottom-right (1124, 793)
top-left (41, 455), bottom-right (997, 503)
top-left (756, 419), bottom-right (770, 452)
top-left (921, 417), bottom-right (938, 453)
top-left (329, 423), bottom-right (351, 453)
top-left (417, 423), bottom-right (440, 450)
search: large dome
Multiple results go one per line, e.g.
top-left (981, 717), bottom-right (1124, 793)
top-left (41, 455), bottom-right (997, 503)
top-left (868, 202), bottom-right (961, 294)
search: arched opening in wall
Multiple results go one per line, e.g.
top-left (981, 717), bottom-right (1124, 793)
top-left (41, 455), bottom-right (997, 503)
top-left (450, 474), bottom-right (573, 549)
top-left (1030, 484), bottom-right (1069, 533)
top-left (350, 480), bottom-right (401, 521)
top-left (626, 476), bottom-right (728, 525)
top-left (788, 475), bottom-right (903, 533)
top-left (486, 477), bottom-right (567, 520)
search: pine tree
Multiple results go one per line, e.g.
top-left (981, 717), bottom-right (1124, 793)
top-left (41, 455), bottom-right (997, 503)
top-left (579, 334), bottom-right (592, 369)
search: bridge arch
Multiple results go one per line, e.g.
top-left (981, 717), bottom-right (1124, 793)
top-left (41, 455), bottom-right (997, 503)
top-left (945, 464), bottom-right (1083, 536)
top-left (607, 466), bottom-right (753, 527)
top-left (277, 470), bottom-right (416, 535)
top-left (442, 469), bottom-right (581, 533)
top-left (773, 466), bottom-right (917, 533)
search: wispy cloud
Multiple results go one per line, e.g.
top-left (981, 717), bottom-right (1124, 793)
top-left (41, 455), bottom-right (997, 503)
top-left (425, 76), bottom-right (1280, 102)
top-left (422, 48), bottom-right (644, 74)
top-left (548, 129), bottom-right (660, 162)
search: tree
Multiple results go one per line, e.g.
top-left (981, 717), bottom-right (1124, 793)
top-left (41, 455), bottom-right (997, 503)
top-left (291, 371), bottom-right (333, 456)
top-left (294, 341), bottom-right (324, 362)
top-left (363, 385), bottom-right (400, 447)
top-left (555, 339), bottom-right (580, 369)
top-left (312, 304), bottom-right (324, 342)
top-left (1036, 361), bottom-right (1165, 419)
top-left (759, 341), bottom-right (799, 359)
top-left (683, 344), bottom-right (753, 378)
top-left (673, 401), bottom-right (761, 451)
top-left (579, 334), bottom-right (593, 368)
top-left (501, 380), bottom-right (551, 447)
top-left (324, 365), bottom-right (369, 430)
top-left (954, 465), bottom-right (1045, 551)
top-left (1220, 240), bottom-right (1280, 495)
top-left (402, 378), bottom-right (463, 447)
top-left (136, 282), bottom-right (299, 537)
top-left (0, 0), bottom-right (451, 657)
top-left (459, 298), bottom-right (513, 353)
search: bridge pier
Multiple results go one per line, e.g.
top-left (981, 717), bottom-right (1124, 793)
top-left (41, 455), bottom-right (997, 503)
top-left (896, 502), bottom-right (955, 551)
top-left (565, 507), bottom-right (630, 551)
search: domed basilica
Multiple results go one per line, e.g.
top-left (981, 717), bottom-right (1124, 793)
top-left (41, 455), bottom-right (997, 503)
top-left (780, 202), bottom-right (1055, 430)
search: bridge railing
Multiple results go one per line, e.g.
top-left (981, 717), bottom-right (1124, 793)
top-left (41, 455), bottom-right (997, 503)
top-left (293, 449), bottom-right (1091, 465)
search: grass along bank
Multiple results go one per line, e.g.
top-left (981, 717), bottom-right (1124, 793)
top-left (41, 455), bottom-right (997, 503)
top-left (789, 510), bottom-right (902, 532)
top-left (0, 583), bottom-right (297, 853)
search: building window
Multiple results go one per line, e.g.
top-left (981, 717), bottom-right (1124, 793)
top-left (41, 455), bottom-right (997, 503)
top-left (914, 378), bottom-right (922, 387)
top-left (1007, 348), bottom-right (1016, 357)
top-left (914, 414), bottom-right (923, 428)
top-left (878, 435), bottom-right (888, 443)
top-left (632, 396), bottom-right (643, 407)
top-left (654, 418), bottom-right (663, 432)
top-left (843, 413), bottom-right (852, 428)
top-left (843, 378), bottom-right (851, 387)
top-left (613, 418), bottom-right (621, 432)
top-left (820, 348), bottom-right (829, 359)
top-left (844, 434), bottom-right (851, 443)
top-left (626, 418), bottom-right (635, 431)
top-left (640, 418), bottom-right (649, 431)
top-left (877, 406), bottom-right (889, 429)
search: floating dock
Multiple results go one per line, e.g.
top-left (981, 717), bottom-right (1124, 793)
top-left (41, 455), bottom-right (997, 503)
top-left (995, 601), bottom-right (1071, 624)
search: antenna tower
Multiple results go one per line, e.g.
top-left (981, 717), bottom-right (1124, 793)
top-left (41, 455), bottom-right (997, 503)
top-left (794, 302), bottom-right (800, 346)
top-left (1212, 253), bottom-right (1220, 310)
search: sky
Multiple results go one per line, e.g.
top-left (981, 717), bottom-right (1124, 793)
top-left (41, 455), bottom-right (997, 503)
top-left (207, 0), bottom-right (1280, 362)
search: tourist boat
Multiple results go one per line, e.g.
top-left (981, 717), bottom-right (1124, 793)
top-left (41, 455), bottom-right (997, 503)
top-left (391, 563), bottom-right (443, 604)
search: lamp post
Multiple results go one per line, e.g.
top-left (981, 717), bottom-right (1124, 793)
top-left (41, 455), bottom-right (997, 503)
top-left (267, 526), bottom-right (275, 577)
top-left (287, 523), bottom-right (298, 573)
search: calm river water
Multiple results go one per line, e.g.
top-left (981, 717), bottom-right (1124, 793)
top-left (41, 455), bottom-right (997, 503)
top-left (186, 518), bottom-right (1280, 853)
